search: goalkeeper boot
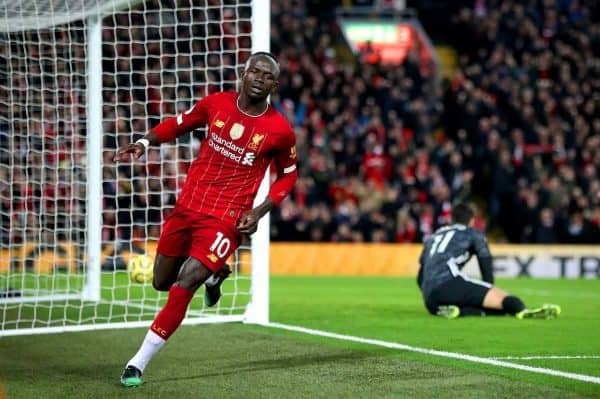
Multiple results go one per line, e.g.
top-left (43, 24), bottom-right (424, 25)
top-left (436, 305), bottom-right (460, 319)
top-left (204, 263), bottom-right (232, 307)
top-left (120, 365), bottom-right (143, 388)
top-left (516, 304), bottom-right (561, 320)
top-left (542, 303), bottom-right (561, 319)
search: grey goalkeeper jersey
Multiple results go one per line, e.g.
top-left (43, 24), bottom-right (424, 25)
top-left (417, 224), bottom-right (494, 297)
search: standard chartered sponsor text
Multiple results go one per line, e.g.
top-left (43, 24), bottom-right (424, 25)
top-left (208, 132), bottom-right (244, 162)
top-left (211, 132), bottom-right (244, 153)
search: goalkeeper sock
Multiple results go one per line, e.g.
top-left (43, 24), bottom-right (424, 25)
top-left (502, 295), bottom-right (526, 315)
top-left (127, 329), bottom-right (166, 373)
top-left (150, 285), bottom-right (195, 340)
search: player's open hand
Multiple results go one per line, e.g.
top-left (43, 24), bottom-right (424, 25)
top-left (237, 209), bottom-right (261, 234)
top-left (113, 143), bottom-right (145, 162)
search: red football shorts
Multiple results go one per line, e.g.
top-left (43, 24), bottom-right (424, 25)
top-left (156, 206), bottom-right (242, 272)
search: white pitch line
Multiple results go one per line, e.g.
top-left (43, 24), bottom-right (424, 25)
top-left (266, 322), bottom-right (600, 384)
top-left (492, 355), bottom-right (600, 360)
top-left (519, 289), bottom-right (600, 299)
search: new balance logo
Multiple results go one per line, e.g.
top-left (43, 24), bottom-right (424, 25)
top-left (242, 152), bottom-right (255, 166)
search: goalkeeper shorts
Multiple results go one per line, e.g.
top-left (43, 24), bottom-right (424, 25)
top-left (424, 276), bottom-right (492, 314)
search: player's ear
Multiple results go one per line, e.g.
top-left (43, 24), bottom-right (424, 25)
top-left (270, 80), bottom-right (279, 94)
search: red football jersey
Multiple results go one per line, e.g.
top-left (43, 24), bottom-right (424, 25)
top-left (152, 92), bottom-right (297, 225)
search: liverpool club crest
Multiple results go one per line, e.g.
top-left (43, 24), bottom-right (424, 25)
top-left (229, 123), bottom-right (245, 140)
top-left (248, 133), bottom-right (265, 150)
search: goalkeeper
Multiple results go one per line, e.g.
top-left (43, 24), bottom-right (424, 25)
top-left (417, 203), bottom-right (561, 319)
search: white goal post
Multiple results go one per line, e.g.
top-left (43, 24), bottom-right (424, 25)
top-left (0, 0), bottom-right (270, 336)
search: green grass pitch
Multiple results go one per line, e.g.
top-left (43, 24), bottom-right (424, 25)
top-left (1, 276), bottom-right (599, 398)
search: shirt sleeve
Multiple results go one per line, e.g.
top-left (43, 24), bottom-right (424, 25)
top-left (267, 128), bottom-right (297, 206)
top-left (473, 231), bottom-right (494, 284)
top-left (151, 96), bottom-right (210, 143)
top-left (417, 249), bottom-right (425, 289)
top-left (417, 238), bottom-right (431, 289)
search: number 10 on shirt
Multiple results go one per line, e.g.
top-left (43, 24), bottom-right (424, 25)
top-left (210, 232), bottom-right (231, 259)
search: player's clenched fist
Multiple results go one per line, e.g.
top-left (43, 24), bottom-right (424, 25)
top-left (237, 209), bottom-right (260, 234)
top-left (114, 143), bottom-right (145, 162)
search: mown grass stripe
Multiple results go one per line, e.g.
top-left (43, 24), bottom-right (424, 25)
top-left (491, 355), bottom-right (600, 360)
top-left (267, 322), bottom-right (600, 384)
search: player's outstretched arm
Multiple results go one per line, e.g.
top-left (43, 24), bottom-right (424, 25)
top-left (113, 131), bottom-right (160, 162)
top-left (114, 97), bottom-right (209, 162)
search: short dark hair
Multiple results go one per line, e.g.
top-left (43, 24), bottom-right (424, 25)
top-left (244, 51), bottom-right (280, 77)
top-left (452, 203), bottom-right (474, 225)
top-left (248, 51), bottom-right (278, 64)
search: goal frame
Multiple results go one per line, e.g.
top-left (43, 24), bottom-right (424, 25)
top-left (0, 0), bottom-right (271, 337)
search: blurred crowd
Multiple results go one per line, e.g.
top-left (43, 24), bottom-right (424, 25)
top-left (0, 26), bottom-right (89, 248)
top-left (441, 0), bottom-right (599, 243)
top-left (1, 0), bottom-right (598, 247)
top-left (269, 0), bottom-right (599, 243)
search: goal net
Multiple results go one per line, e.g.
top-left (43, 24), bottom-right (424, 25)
top-left (0, 0), bottom-right (269, 336)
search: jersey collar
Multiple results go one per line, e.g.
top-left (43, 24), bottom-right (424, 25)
top-left (236, 95), bottom-right (269, 118)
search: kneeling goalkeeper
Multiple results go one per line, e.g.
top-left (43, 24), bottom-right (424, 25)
top-left (417, 203), bottom-right (560, 319)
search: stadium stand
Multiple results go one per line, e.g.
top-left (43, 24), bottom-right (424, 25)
top-left (1, 0), bottom-right (597, 245)
top-left (269, 0), bottom-right (599, 243)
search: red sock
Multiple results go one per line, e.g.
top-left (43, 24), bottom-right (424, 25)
top-left (150, 285), bottom-right (194, 340)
